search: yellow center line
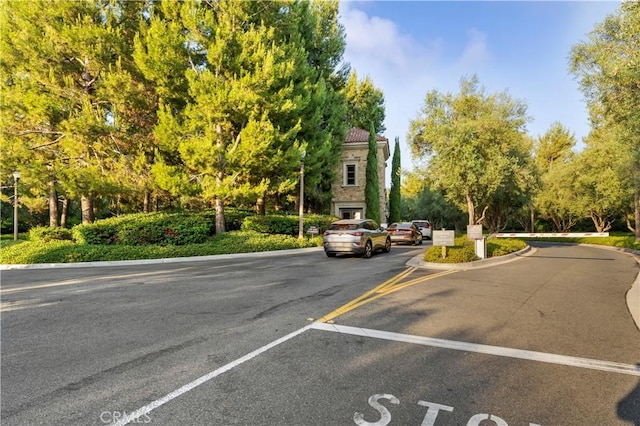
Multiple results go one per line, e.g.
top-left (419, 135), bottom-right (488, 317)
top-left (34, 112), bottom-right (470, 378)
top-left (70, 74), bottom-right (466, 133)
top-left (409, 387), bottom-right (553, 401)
top-left (316, 268), bottom-right (458, 323)
top-left (327, 266), bottom-right (416, 312)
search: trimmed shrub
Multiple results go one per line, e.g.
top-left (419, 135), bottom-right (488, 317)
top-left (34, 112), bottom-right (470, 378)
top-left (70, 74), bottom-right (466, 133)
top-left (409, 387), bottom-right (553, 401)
top-left (0, 230), bottom-right (324, 264)
top-left (424, 236), bottom-right (479, 263)
top-left (241, 214), bottom-right (338, 236)
top-left (223, 209), bottom-right (255, 231)
top-left (487, 238), bottom-right (526, 257)
top-left (72, 222), bottom-right (119, 245)
top-left (28, 226), bottom-right (73, 242)
top-left (70, 212), bottom-right (213, 246)
top-left (116, 213), bottom-right (212, 245)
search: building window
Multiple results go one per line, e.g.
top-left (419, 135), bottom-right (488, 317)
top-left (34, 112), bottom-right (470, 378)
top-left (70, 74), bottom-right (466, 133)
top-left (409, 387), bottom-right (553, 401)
top-left (344, 163), bottom-right (357, 186)
top-left (340, 208), bottom-right (362, 219)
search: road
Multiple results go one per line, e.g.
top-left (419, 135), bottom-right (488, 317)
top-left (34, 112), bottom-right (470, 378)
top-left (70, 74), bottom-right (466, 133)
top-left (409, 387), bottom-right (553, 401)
top-left (1, 242), bottom-right (639, 425)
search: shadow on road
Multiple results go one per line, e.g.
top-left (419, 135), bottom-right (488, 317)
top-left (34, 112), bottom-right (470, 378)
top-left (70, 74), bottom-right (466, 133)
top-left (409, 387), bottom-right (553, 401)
top-left (617, 366), bottom-right (640, 425)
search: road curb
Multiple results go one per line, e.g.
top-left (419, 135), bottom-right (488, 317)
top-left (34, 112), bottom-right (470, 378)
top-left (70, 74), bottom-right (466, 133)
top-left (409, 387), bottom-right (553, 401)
top-left (0, 246), bottom-right (325, 270)
top-left (406, 245), bottom-right (534, 271)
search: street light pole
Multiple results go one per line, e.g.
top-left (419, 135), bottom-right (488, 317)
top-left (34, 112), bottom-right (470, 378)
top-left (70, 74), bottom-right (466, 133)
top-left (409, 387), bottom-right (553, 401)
top-left (13, 171), bottom-right (20, 241)
top-left (298, 150), bottom-right (306, 240)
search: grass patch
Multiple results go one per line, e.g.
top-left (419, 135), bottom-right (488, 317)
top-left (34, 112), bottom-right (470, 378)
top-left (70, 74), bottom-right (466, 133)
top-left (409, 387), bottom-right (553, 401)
top-left (424, 236), bottom-right (527, 263)
top-left (0, 231), bottom-right (322, 264)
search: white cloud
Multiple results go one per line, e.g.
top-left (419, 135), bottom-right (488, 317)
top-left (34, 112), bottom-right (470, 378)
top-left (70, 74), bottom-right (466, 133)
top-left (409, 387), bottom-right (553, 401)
top-left (339, 2), bottom-right (443, 176)
top-left (457, 28), bottom-right (490, 68)
top-left (339, 2), bottom-right (440, 72)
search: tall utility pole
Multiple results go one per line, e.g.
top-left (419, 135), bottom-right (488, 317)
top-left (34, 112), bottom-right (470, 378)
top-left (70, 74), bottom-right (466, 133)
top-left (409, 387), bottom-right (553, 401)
top-left (13, 171), bottom-right (20, 240)
top-left (298, 150), bottom-right (306, 239)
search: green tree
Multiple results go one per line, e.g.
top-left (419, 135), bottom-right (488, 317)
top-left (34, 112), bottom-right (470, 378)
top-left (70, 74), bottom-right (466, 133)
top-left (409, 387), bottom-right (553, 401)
top-left (388, 137), bottom-right (401, 223)
top-left (401, 171), bottom-right (465, 232)
top-left (151, 0), bottom-right (348, 231)
top-left (344, 70), bottom-right (386, 134)
top-left (534, 122), bottom-right (576, 172)
top-left (574, 123), bottom-right (630, 232)
top-left (408, 75), bottom-right (530, 226)
top-left (483, 134), bottom-right (537, 233)
top-left (570, 1), bottom-right (640, 240)
top-left (1, 0), bottom-right (156, 225)
top-left (365, 122), bottom-right (381, 223)
top-left (533, 123), bottom-right (581, 232)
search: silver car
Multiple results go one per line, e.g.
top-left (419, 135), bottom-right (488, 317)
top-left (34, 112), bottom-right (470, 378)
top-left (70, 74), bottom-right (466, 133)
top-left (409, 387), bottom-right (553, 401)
top-left (411, 220), bottom-right (432, 240)
top-left (323, 219), bottom-right (391, 258)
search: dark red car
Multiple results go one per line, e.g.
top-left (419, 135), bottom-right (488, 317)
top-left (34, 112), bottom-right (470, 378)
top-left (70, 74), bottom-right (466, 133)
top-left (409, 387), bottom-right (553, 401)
top-left (387, 222), bottom-right (423, 245)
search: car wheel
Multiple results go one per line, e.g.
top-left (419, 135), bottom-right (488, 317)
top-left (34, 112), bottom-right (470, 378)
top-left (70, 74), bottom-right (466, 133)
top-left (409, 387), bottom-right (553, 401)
top-left (419, 238), bottom-right (423, 245)
top-left (362, 240), bottom-right (373, 258)
top-left (383, 237), bottom-right (391, 253)
top-left (326, 252), bottom-right (336, 257)
top-left (412, 236), bottom-right (418, 246)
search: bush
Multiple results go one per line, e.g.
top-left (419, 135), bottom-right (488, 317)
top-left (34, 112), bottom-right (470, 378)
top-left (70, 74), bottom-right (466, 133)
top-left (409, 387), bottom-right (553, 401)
top-left (72, 222), bottom-right (119, 245)
top-left (115, 213), bottom-right (212, 245)
top-left (424, 236), bottom-right (479, 263)
top-left (487, 238), bottom-right (526, 257)
top-left (0, 231), bottom-right (323, 264)
top-left (241, 214), bottom-right (338, 236)
top-left (70, 212), bottom-right (213, 246)
top-left (224, 208), bottom-right (255, 231)
top-left (28, 226), bottom-right (73, 242)
top-left (424, 235), bottom-right (528, 263)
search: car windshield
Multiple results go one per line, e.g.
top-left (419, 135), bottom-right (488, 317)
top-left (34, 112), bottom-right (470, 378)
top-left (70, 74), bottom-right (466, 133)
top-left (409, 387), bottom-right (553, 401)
top-left (329, 223), bottom-right (360, 231)
top-left (413, 221), bottom-right (429, 227)
top-left (389, 223), bottom-right (412, 230)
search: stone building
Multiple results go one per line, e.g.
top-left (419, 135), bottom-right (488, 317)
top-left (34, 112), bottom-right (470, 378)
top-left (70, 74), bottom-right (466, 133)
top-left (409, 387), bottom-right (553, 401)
top-left (330, 127), bottom-right (390, 223)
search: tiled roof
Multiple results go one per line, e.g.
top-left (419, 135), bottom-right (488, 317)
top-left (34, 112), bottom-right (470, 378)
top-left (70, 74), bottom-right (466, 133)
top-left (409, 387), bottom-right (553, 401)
top-left (345, 127), bottom-right (387, 143)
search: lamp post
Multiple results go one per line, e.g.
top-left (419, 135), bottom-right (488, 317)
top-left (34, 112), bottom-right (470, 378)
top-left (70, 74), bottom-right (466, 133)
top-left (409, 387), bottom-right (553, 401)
top-left (13, 171), bottom-right (20, 241)
top-left (298, 150), bottom-right (306, 239)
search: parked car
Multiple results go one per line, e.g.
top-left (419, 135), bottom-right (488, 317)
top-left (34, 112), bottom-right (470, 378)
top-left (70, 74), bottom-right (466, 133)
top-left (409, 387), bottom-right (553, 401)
top-left (387, 222), bottom-right (423, 245)
top-left (411, 220), bottom-right (432, 240)
top-left (323, 219), bottom-right (391, 258)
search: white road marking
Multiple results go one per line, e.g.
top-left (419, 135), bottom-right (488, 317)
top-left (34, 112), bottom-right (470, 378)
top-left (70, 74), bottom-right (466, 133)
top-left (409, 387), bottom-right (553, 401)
top-left (310, 322), bottom-right (640, 377)
top-left (111, 321), bottom-right (637, 425)
top-left (109, 324), bottom-right (313, 426)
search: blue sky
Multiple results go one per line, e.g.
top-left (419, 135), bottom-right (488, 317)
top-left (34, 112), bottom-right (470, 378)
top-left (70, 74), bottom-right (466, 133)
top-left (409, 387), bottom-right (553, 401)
top-left (338, 1), bottom-right (620, 176)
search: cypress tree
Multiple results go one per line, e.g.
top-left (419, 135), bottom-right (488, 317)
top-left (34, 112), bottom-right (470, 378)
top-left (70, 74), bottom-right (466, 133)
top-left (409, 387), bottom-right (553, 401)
top-left (365, 122), bottom-right (381, 223)
top-left (388, 137), bottom-right (401, 223)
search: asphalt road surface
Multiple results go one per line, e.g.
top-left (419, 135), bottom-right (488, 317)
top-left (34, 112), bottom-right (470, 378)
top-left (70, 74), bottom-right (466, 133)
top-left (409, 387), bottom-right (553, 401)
top-left (1, 242), bottom-right (639, 426)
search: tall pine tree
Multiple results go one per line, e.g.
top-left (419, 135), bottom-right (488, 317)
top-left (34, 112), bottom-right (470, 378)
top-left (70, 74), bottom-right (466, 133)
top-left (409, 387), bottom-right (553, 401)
top-left (388, 137), bottom-right (401, 223)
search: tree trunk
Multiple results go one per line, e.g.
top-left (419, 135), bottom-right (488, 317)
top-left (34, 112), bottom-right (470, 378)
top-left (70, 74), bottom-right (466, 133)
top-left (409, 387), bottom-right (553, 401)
top-left (590, 211), bottom-right (612, 233)
top-left (256, 197), bottom-right (265, 215)
top-left (61, 197), bottom-right (69, 228)
top-left (48, 180), bottom-right (59, 227)
top-left (635, 186), bottom-right (640, 242)
top-left (466, 192), bottom-right (475, 225)
top-left (81, 195), bottom-right (95, 224)
top-left (530, 205), bottom-right (535, 233)
top-left (273, 193), bottom-right (282, 211)
top-left (215, 196), bottom-right (225, 234)
top-left (215, 124), bottom-right (226, 234)
top-left (143, 190), bottom-right (150, 213)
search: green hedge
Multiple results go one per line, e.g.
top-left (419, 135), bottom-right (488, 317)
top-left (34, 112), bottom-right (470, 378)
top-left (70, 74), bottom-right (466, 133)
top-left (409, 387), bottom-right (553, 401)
top-left (28, 226), bottom-right (73, 242)
top-left (71, 212), bottom-right (213, 246)
top-left (0, 231), bottom-right (323, 264)
top-left (424, 236), bottom-right (479, 263)
top-left (241, 214), bottom-right (338, 236)
top-left (487, 238), bottom-right (527, 256)
top-left (423, 236), bottom-right (527, 263)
